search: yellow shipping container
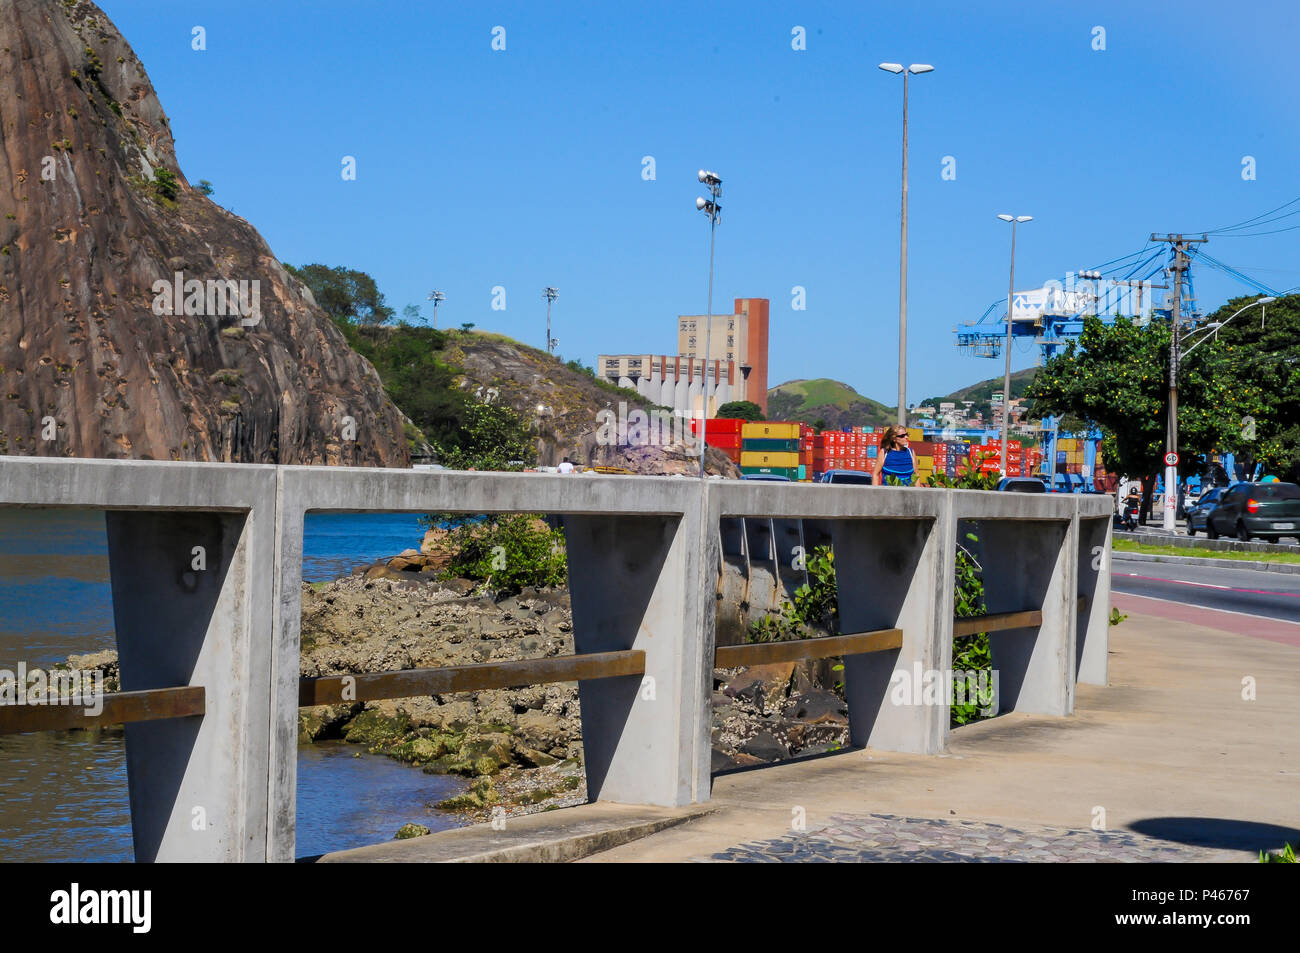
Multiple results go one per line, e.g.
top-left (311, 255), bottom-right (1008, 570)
top-left (917, 455), bottom-right (934, 467)
top-left (1058, 438), bottom-right (1078, 450)
top-left (742, 421), bottom-right (801, 439)
top-left (907, 428), bottom-right (924, 442)
top-left (739, 450), bottom-right (801, 468)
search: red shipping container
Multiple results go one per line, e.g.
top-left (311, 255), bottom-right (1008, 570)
top-left (707, 433), bottom-right (743, 449)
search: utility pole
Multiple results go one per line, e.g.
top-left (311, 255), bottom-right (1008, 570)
top-left (1150, 233), bottom-right (1207, 530)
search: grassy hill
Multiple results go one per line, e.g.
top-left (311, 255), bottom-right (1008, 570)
top-left (766, 379), bottom-right (895, 429)
top-left (925, 367), bottom-right (1039, 419)
top-left (767, 367), bottom-right (1042, 429)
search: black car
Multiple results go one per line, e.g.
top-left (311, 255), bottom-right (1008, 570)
top-left (1205, 482), bottom-right (1300, 542)
top-left (1185, 486), bottom-right (1224, 536)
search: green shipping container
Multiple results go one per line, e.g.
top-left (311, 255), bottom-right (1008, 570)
top-left (740, 466), bottom-right (801, 479)
top-left (741, 437), bottom-right (801, 452)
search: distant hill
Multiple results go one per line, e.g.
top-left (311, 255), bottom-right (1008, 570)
top-left (925, 367), bottom-right (1039, 419)
top-left (766, 367), bottom-right (1042, 429)
top-left (766, 379), bottom-right (895, 429)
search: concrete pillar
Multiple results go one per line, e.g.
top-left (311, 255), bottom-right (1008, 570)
top-left (563, 507), bottom-right (713, 807)
top-left (105, 510), bottom-right (267, 862)
top-left (978, 519), bottom-right (1075, 716)
top-left (831, 509), bottom-right (951, 755)
top-left (1075, 514), bottom-right (1112, 685)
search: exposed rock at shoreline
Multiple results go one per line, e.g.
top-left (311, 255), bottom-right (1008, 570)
top-left (64, 568), bottom-right (850, 820)
top-left (299, 575), bottom-right (584, 779)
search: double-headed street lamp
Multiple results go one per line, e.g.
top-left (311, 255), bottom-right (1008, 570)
top-left (879, 62), bottom-right (934, 427)
top-left (997, 213), bottom-right (1032, 477)
top-left (426, 289), bottom-right (445, 328)
top-left (1162, 295), bottom-right (1275, 527)
top-left (696, 169), bottom-right (722, 478)
top-left (543, 286), bottom-right (559, 355)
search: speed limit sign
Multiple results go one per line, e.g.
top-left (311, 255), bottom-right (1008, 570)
top-left (1164, 451), bottom-right (1179, 466)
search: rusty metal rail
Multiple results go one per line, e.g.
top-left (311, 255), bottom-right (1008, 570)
top-left (954, 596), bottom-right (1088, 640)
top-left (298, 649), bottom-right (646, 707)
top-left (715, 628), bottom-right (903, 667)
top-left (0, 685), bottom-right (206, 735)
top-left (953, 608), bottom-right (1044, 639)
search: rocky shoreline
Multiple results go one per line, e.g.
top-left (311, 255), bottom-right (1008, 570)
top-left (64, 550), bottom-right (850, 834)
top-left (297, 555), bottom-right (852, 822)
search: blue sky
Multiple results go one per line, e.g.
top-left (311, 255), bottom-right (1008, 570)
top-left (101, 0), bottom-right (1300, 404)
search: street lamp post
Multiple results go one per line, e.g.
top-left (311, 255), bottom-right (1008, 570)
top-left (695, 169), bottom-right (722, 478)
top-left (426, 290), bottom-right (445, 328)
top-left (1165, 295), bottom-right (1275, 524)
top-left (997, 214), bottom-right (1032, 478)
top-left (879, 62), bottom-right (933, 427)
top-left (543, 287), bottom-right (559, 355)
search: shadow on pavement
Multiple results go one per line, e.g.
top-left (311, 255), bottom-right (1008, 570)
top-left (1129, 817), bottom-right (1300, 853)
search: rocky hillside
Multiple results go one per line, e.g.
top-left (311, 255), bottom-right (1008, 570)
top-left (0, 0), bottom-right (408, 464)
top-left (447, 332), bottom-right (739, 476)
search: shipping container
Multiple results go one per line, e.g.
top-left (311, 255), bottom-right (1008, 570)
top-left (742, 437), bottom-right (800, 452)
top-left (742, 421), bottom-right (801, 439)
top-left (741, 465), bottom-right (800, 479)
top-left (705, 433), bottom-right (742, 450)
top-left (740, 450), bottom-right (801, 468)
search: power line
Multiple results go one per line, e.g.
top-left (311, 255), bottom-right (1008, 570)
top-left (1198, 195), bottom-right (1300, 234)
top-left (1211, 220), bottom-right (1300, 238)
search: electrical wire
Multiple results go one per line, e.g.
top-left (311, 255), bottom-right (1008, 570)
top-left (1198, 196), bottom-right (1300, 234)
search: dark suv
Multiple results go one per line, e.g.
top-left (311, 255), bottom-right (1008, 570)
top-left (1205, 482), bottom-right (1300, 542)
top-left (1185, 486), bottom-right (1224, 536)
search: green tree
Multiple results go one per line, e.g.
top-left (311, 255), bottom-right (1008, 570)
top-left (716, 400), bottom-right (765, 421)
top-left (283, 263), bottom-right (395, 327)
top-left (432, 400), bottom-right (536, 471)
top-left (1196, 294), bottom-right (1300, 481)
top-left (1025, 316), bottom-right (1246, 517)
top-left (197, 179), bottom-right (215, 196)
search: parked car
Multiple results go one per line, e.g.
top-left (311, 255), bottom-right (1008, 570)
top-left (1185, 486), bottom-right (1225, 536)
top-left (1205, 482), bottom-right (1300, 542)
top-left (996, 477), bottom-right (1046, 493)
top-left (816, 469), bottom-right (873, 485)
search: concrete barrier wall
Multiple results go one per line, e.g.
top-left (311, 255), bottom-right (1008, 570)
top-left (0, 458), bottom-right (1111, 861)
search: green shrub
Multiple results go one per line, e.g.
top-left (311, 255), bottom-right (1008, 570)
top-left (151, 167), bottom-right (179, 202)
top-left (442, 514), bottom-right (566, 594)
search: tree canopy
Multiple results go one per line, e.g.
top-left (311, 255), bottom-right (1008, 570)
top-left (1025, 298), bottom-right (1299, 484)
top-left (716, 400), bottom-right (765, 421)
top-left (284, 263), bottom-right (395, 327)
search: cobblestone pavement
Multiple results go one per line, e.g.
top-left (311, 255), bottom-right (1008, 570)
top-left (707, 813), bottom-right (1230, 862)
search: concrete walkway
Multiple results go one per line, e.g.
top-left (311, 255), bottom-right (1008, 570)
top-left (584, 608), bottom-right (1300, 862)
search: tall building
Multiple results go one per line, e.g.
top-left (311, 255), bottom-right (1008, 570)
top-left (596, 296), bottom-right (770, 420)
top-left (676, 298), bottom-right (769, 414)
top-left (597, 354), bottom-right (735, 418)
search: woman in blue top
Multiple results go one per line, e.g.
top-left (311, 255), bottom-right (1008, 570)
top-left (872, 425), bottom-right (917, 486)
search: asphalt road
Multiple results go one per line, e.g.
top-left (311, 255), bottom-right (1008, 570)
top-left (1112, 555), bottom-right (1300, 624)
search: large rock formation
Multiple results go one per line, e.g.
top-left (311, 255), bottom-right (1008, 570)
top-left (0, 0), bottom-right (408, 464)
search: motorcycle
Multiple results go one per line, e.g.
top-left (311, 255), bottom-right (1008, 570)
top-left (1120, 499), bottom-right (1139, 530)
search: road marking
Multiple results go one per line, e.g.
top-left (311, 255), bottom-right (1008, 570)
top-left (1115, 572), bottom-right (1300, 599)
top-left (1111, 591), bottom-right (1300, 627)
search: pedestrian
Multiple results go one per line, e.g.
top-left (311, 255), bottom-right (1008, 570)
top-left (556, 457), bottom-right (576, 474)
top-left (872, 425), bottom-right (916, 486)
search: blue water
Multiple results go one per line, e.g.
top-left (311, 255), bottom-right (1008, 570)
top-left (301, 511), bottom-right (428, 582)
top-left (0, 510), bottom-right (465, 861)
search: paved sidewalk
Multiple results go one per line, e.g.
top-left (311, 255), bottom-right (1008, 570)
top-left (584, 608), bottom-right (1300, 863)
top-left (709, 813), bottom-right (1227, 863)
